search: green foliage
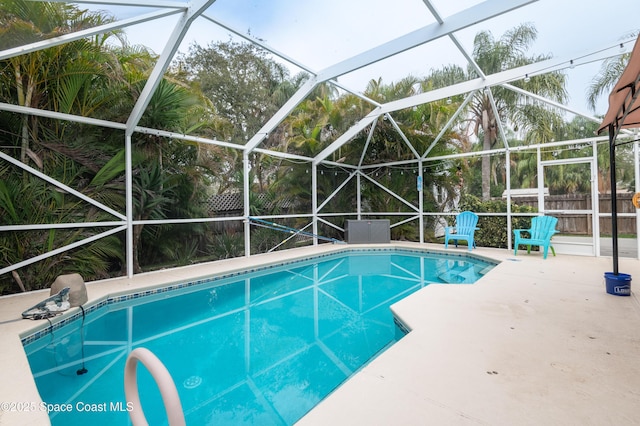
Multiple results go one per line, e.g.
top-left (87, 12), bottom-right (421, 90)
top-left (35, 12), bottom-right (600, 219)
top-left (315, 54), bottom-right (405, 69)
top-left (177, 40), bottom-right (291, 145)
top-left (249, 227), bottom-right (283, 255)
top-left (0, 164), bottom-right (126, 294)
top-left (459, 194), bottom-right (535, 248)
top-left (166, 238), bottom-right (199, 267)
top-left (248, 218), bottom-right (313, 255)
top-left (209, 233), bottom-right (244, 260)
top-left (391, 220), bottom-right (420, 242)
top-left (428, 23), bottom-right (568, 201)
top-left (586, 31), bottom-right (639, 113)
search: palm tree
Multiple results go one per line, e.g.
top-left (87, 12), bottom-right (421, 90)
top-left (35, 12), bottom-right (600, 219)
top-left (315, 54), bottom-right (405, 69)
top-left (130, 164), bottom-right (176, 273)
top-left (0, 2), bottom-right (130, 291)
top-left (274, 74), bottom-right (467, 240)
top-left (586, 31), bottom-right (638, 113)
top-left (0, 168), bottom-right (123, 292)
top-left (0, 0), bottom-right (122, 166)
top-left (425, 24), bottom-right (568, 200)
top-left (475, 24), bottom-right (568, 200)
top-left (0, 2), bottom-right (225, 284)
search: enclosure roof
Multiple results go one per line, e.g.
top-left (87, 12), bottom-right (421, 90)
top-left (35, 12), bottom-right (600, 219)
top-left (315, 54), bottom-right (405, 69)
top-left (2, 0), bottom-right (639, 161)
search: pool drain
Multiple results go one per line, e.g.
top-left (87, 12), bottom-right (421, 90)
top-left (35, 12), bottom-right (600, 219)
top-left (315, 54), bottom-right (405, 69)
top-left (183, 375), bottom-right (202, 389)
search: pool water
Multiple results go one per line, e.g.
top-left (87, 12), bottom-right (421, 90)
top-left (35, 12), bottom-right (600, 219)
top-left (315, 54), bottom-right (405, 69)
top-left (23, 249), bottom-right (495, 425)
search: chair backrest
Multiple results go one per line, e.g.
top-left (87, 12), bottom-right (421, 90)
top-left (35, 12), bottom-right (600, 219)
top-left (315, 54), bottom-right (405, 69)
top-left (530, 215), bottom-right (558, 240)
top-left (456, 211), bottom-right (479, 234)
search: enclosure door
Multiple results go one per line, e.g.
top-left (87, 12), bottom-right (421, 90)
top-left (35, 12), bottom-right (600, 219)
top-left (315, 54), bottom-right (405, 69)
top-left (539, 157), bottom-right (598, 256)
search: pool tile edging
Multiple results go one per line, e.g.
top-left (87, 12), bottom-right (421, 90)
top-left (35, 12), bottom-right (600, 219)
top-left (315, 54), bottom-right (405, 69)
top-left (20, 246), bottom-right (496, 345)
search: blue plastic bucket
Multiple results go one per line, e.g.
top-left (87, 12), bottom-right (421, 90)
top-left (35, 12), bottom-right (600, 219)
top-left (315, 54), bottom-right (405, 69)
top-left (604, 272), bottom-right (631, 296)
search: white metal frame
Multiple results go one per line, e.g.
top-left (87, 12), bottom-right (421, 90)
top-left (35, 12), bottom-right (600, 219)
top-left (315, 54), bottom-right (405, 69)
top-left (539, 155), bottom-right (599, 256)
top-left (1, 0), bottom-right (639, 283)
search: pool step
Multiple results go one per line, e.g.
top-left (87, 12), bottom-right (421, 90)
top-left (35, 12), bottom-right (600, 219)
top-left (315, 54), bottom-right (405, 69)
top-left (437, 265), bottom-right (479, 284)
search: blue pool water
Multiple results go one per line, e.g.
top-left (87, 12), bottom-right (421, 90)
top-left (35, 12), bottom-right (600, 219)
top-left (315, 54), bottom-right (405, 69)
top-left (23, 249), bottom-right (495, 425)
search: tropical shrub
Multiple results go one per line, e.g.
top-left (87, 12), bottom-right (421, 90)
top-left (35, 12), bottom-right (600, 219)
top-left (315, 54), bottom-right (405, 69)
top-left (459, 194), bottom-right (535, 248)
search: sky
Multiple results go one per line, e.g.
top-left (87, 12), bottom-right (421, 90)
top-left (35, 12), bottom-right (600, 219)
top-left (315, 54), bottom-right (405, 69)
top-left (96, 0), bottom-right (640, 117)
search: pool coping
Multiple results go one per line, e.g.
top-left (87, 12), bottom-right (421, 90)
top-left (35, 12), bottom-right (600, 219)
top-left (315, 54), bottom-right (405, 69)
top-left (2, 242), bottom-right (639, 425)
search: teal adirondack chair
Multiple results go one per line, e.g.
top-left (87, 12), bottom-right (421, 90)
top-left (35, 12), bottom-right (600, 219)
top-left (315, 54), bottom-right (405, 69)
top-left (444, 211), bottom-right (479, 251)
top-left (513, 215), bottom-right (558, 259)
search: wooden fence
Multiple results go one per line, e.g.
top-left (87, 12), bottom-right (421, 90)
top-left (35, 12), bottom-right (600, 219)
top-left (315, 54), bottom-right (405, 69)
top-left (513, 193), bottom-right (637, 235)
top-left (202, 192), bottom-right (638, 237)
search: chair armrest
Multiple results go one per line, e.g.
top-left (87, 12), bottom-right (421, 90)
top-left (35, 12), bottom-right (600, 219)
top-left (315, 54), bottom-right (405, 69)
top-left (444, 226), bottom-right (456, 235)
top-left (545, 230), bottom-right (559, 239)
top-left (513, 229), bottom-right (531, 238)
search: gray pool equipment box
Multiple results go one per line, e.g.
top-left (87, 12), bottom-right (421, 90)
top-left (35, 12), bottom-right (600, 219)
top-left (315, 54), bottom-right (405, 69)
top-left (345, 219), bottom-right (390, 243)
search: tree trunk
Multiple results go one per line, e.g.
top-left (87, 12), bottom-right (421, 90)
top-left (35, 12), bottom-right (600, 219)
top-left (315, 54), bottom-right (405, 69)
top-left (132, 223), bottom-right (144, 273)
top-left (481, 128), bottom-right (491, 201)
top-left (11, 271), bottom-right (27, 292)
top-left (14, 61), bottom-right (35, 166)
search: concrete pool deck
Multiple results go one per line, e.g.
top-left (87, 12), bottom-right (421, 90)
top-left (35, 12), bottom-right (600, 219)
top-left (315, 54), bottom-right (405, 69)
top-left (1, 242), bottom-right (639, 425)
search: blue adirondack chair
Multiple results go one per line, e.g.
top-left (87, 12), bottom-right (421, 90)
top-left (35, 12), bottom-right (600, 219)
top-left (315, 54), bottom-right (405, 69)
top-left (444, 211), bottom-right (479, 251)
top-left (513, 215), bottom-right (558, 259)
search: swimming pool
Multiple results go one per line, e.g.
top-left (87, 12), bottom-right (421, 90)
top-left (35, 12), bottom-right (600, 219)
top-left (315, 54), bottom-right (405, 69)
top-left (22, 248), bottom-right (495, 425)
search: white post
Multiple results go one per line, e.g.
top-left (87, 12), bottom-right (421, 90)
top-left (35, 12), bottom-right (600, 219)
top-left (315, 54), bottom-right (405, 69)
top-left (593, 140), bottom-right (601, 257)
top-left (536, 145), bottom-right (544, 214)
top-left (356, 171), bottom-right (362, 220)
top-left (125, 133), bottom-right (134, 277)
top-left (505, 149), bottom-right (512, 249)
top-left (243, 152), bottom-right (251, 257)
top-left (312, 163), bottom-right (318, 245)
top-left (418, 160), bottom-right (424, 243)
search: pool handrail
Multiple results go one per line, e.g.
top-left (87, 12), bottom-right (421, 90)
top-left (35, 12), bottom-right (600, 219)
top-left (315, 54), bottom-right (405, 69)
top-left (124, 347), bottom-right (186, 426)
